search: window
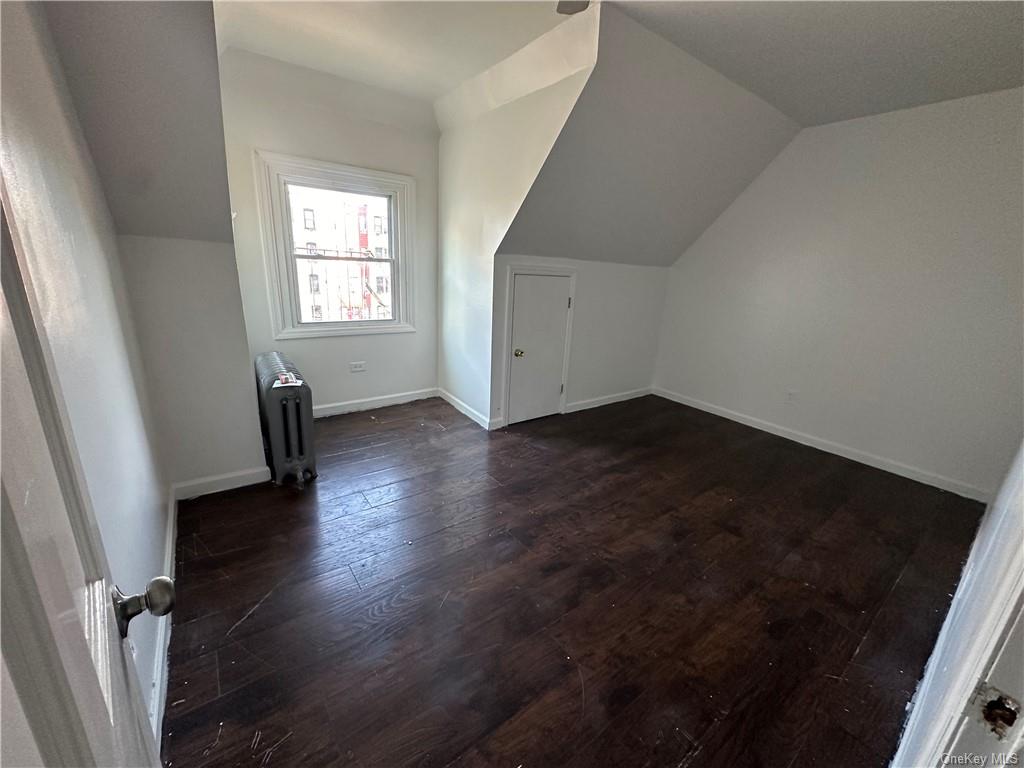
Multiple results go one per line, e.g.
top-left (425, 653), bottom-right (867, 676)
top-left (255, 151), bottom-right (415, 338)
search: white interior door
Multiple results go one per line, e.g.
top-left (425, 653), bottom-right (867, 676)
top-left (507, 273), bottom-right (571, 424)
top-left (1, 211), bottom-right (156, 767)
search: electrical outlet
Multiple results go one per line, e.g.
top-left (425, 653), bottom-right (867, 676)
top-left (349, 361), bottom-right (367, 373)
top-left (786, 390), bottom-right (799, 404)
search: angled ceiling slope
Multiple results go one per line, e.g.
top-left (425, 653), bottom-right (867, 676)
top-left (615, 1), bottom-right (1024, 127)
top-left (45, 2), bottom-right (234, 243)
top-left (499, 4), bottom-right (800, 266)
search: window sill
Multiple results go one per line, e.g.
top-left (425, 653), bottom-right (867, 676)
top-left (274, 321), bottom-right (416, 340)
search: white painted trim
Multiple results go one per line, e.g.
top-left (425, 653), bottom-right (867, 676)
top-left (501, 265), bottom-right (577, 427)
top-left (651, 387), bottom-right (989, 502)
top-left (273, 321), bottom-right (416, 340)
top-left (438, 388), bottom-right (495, 430)
top-left (252, 150), bottom-right (416, 340)
top-left (313, 387), bottom-right (439, 419)
top-left (893, 446), bottom-right (1023, 768)
top-left (147, 490), bottom-right (177, 743)
top-left (171, 467), bottom-right (270, 501)
top-left (565, 388), bottom-right (653, 413)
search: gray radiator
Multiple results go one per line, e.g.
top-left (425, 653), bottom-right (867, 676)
top-left (254, 351), bottom-right (317, 487)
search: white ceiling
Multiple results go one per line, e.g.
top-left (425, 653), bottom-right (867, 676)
top-left (213, 2), bottom-right (567, 101)
top-left (615, 1), bottom-right (1024, 126)
top-left (40, 0), bottom-right (1022, 249)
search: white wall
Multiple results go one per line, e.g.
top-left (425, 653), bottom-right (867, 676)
top-left (1, 2), bottom-right (168, 714)
top-left (438, 74), bottom-right (592, 426)
top-left (219, 48), bottom-right (439, 414)
top-left (654, 88), bottom-right (1024, 500)
top-left (491, 254), bottom-right (667, 424)
top-left (118, 235), bottom-right (267, 495)
top-left (437, 9), bottom-right (599, 426)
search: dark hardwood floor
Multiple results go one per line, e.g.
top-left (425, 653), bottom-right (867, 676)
top-left (161, 395), bottom-right (983, 768)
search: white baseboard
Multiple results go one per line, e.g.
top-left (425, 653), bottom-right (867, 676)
top-left (490, 388), bottom-right (653, 429)
top-left (438, 388), bottom-right (494, 429)
top-left (171, 466), bottom-right (271, 501)
top-left (651, 387), bottom-right (989, 502)
top-left (312, 387), bottom-right (439, 419)
top-left (564, 387), bottom-right (652, 414)
top-left (149, 490), bottom-right (178, 743)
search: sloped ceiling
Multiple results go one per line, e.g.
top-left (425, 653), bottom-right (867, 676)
top-left (45, 2), bottom-right (234, 243)
top-left (498, 4), bottom-right (800, 266)
top-left (616, 1), bottom-right (1024, 127)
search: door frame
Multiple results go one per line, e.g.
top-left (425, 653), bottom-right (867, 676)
top-left (892, 446), bottom-right (1023, 767)
top-left (1, 190), bottom-right (159, 764)
top-left (501, 264), bottom-right (576, 427)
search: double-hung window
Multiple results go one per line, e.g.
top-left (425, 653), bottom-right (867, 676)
top-left (254, 151), bottom-right (415, 338)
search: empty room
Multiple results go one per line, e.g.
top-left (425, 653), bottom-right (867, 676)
top-left (1, 1), bottom-right (1022, 766)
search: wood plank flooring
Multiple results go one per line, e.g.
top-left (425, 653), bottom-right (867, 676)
top-left (161, 395), bottom-right (983, 767)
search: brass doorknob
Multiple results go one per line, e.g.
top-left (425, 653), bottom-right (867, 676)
top-left (514, 349), bottom-right (525, 357)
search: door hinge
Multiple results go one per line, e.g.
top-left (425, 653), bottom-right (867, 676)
top-left (568, 297), bottom-right (572, 308)
top-left (560, 383), bottom-right (564, 393)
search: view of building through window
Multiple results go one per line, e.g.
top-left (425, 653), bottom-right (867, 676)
top-left (286, 184), bottom-right (394, 323)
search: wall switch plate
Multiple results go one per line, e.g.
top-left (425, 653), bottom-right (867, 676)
top-left (349, 361), bottom-right (367, 373)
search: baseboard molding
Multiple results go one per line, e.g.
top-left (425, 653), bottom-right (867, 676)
top-left (149, 490), bottom-right (178, 744)
top-left (651, 387), bottom-right (990, 502)
top-left (312, 387), bottom-right (439, 419)
top-left (491, 388), bottom-right (653, 429)
top-left (438, 388), bottom-right (494, 429)
top-left (171, 466), bottom-right (271, 501)
top-left (564, 388), bottom-right (652, 414)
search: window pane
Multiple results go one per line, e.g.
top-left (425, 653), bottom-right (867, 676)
top-left (286, 184), bottom-right (390, 260)
top-left (294, 259), bottom-right (393, 323)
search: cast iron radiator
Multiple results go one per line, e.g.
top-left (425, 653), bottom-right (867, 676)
top-left (254, 351), bottom-right (317, 487)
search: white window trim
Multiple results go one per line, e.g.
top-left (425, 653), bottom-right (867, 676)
top-left (253, 150), bottom-right (416, 339)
